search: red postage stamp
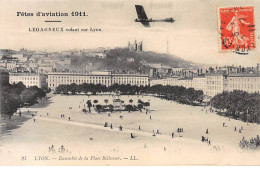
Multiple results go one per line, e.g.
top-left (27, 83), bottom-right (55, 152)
top-left (218, 6), bottom-right (256, 54)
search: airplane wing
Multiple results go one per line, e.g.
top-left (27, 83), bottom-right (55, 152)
top-left (135, 5), bottom-right (148, 20)
top-left (141, 21), bottom-right (150, 27)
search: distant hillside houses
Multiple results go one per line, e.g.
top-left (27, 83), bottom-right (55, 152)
top-left (81, 47), bottom-right (110, 58)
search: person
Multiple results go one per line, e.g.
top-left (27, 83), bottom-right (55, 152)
top-left (61, 145), bottom-right (65, 152)
top-left (68, 117), bottom-right (70, 121)
top-left (205, 137), bottom-right (208, 142)
top-left (157, 129), bottom-right (160, 134)
top-left (131, 133), bottom-right (134, 138)
top-left (104, 122), bottom-right (108, 127)
top-left (208, 140), bottom-right (211, 146)
top-left (223, 123), bottom-right (225, 127)
top-left (139, 125), bottom-right (141, 130)
top-left (34, 119), bottom-right (36, 123)
top-left (110, 123), bottom-right (113, 129)
top-left (152, 130), bottom-right (156, 136)
top-left (206, 129), bottom-right (209, 134)
top-left (150, 115), bottom-right (152, 120)
top-left (201, 136), bottom-right (205, 142)
top-left (234, 126), bottom-right (237, 131)
top-left (172, 132), bottom-right (174, 138)
top-left (119, 125), bottom-right (122, 131)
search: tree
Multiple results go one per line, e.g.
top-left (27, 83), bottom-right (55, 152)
top-left (96, 104), bottom-right (103, 113)
top-left (104, 99), bottom-right (109, 106)
top-left (125, 104), bottom-right (133, 112)
top-left (0, 82), bottom-right (46, 117)
top-left (137, 103), bottom-right (143, 111)
top-left (20, 88), bottom-right (38, 106)
top-left (129, 99), bottom-right (133, 105)
top-left (144, 102), bottom-right (150, 107)
top-left (108, 104), bottom-right (114, 112)
top-left (1, 89), bottom-right (21, 118)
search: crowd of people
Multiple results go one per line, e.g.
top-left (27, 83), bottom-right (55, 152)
top-left (201, 136), bottom-right (211, 145)
top-left (239, 135), bottom-right (260, 150)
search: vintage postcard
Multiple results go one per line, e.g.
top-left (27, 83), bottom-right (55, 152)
top-left (0, 0), bottom-right (260, 166)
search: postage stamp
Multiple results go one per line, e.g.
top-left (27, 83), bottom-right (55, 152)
top-left (218, 6), bottom-right (256, 54)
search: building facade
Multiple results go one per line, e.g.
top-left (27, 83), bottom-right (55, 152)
top-left (48, 72), bottom-right (112, 90)
top-left (192, 76), bottom-right (206, 92)
top-left (205, 74), bottom-right (226, 97)
top-left (112, 74), bottom-right (149, 87)
top-left (226, 75), bottom-right (260, 94)
top-left (9, 72), bottom-right (47, 88)
top-left (48, 72), bottom-right (149, 90)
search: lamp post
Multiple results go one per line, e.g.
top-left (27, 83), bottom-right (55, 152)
top-left (247, 108), bottom-right (249, 125)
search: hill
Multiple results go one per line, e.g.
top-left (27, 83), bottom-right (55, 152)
top-left (70, 48), bottom-right (199, 73)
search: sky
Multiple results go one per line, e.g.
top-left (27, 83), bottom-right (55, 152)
top-left (0, 0), bottom-right (259, 66)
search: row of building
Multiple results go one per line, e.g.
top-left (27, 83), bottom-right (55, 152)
top-left (7, 69), bottom-right (260, 98)
top-left (0, 47), bottom-right (110, 75)
top-left (150, 73), bottom-right (260, 97)
top-left (8, 71), bottom-right (149, 90)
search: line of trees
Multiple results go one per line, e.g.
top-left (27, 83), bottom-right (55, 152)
top-left (55, 83), bottom-right (149, 95)
top-left (0, 81), bottom-right (47, 117)
top-left (211, 90), bottom-right (260, 123)
top-left (55, 83), bottom-right (204, 105)
top-left (149, 85), bottom-right (204, 105)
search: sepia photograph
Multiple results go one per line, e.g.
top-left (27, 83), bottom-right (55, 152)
top-left (0, 0), bottom-right (260, 166)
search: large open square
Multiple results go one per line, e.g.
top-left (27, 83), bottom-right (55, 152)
top-left (0, 95), bottom-right (259, 165)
